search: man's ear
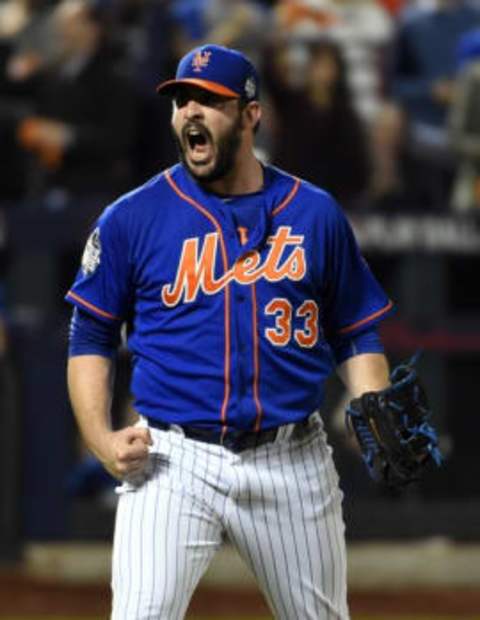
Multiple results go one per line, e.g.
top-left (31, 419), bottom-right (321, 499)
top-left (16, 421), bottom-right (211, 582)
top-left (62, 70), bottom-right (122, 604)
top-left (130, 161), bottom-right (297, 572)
top-left (244, 101), bottom-right (262, 132)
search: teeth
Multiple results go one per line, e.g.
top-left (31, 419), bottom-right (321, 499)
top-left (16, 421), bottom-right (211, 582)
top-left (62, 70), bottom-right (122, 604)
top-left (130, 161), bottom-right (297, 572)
top-left (186, 127), bottom-right (208, 150)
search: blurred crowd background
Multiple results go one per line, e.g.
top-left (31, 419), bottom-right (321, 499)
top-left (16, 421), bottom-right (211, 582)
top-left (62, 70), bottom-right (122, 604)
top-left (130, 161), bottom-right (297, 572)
top-left (3, 0), bottom-right (480, 213)
top-left (1, 0), bottom-right (480, 560)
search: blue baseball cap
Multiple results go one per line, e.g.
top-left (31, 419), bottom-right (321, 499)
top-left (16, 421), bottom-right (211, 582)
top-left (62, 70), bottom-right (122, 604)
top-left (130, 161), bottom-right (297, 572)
top-left (156, 44), bottom-right (259, 102)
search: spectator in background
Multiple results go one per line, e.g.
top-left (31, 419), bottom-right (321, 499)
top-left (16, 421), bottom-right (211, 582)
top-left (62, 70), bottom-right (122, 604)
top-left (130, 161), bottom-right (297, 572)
top-left (272, 0), bottom-right (404, 209)
top-left (264, 36), bottom-right (371, 210)
top-left (126, 0), bottom-right (179, 182)
top-left (132, 0), bottom-right (177, 93)
top-left (11, 0), bottom-right (136, 209)
top-left (0, 0), bottom-right (53, 203)
top-left (275, 0), bottom-right (393, 123)
top-left (323, 0), bottom-right (399, 206)
top-left (324, 0), bottom-right (393, 124)
top-left (390, 0), bottom-right (480, 209)
top-left (0, 0), bottom-right (56, 82)
top-left (449, 28), bottom-right (480, 211)
top-left (170, 0), bottom-right (269, 66)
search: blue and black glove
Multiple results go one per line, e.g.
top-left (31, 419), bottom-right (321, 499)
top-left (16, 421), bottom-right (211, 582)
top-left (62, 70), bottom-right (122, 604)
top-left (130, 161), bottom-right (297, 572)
top-left (346, 354), bottom-right (443, 489)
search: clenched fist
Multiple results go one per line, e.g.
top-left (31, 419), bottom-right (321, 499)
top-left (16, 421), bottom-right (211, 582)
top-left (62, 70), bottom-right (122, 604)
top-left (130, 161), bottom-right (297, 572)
top-left (98, 426), bottom-right (153, 480)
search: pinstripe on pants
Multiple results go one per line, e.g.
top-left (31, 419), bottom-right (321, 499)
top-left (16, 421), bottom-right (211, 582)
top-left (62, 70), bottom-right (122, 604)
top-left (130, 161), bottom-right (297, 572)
top-left (111, 415), bottom-right (350, 620)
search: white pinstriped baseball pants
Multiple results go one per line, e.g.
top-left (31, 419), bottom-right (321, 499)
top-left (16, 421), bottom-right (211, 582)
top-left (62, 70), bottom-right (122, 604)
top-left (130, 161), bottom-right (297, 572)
top-left (111, 414), bottom-right (350, 620)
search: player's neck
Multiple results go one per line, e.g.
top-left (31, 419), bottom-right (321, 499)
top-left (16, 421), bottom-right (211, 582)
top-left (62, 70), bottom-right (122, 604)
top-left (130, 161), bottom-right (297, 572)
top-left (203, 151), bottom-right (264, 197)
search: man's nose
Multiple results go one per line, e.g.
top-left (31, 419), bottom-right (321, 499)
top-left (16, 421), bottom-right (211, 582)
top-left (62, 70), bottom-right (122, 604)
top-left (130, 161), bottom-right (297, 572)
top-left (184, 99), bottom-right (203, 118)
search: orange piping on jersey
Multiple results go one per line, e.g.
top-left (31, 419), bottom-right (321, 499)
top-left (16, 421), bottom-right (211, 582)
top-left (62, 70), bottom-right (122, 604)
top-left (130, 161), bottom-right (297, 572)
top-left (66, 291), bottom-right (119, 320)
top-left (237, 226), bottom-right (248, 245)
top-left (251, 283), bottom-right (263, 432)
top-left (272, 178), bottom-right (300, 216)
top-left (338, 300), bottom-right (394, 336)
top-left (220, 425), bottom-right (228, 444)
top-left (165, 170), bottom-right (231, 427)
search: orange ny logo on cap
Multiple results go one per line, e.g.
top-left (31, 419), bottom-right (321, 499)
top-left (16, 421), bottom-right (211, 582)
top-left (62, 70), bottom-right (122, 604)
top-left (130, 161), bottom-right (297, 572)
top-left (192, 50), bottom-right (212, 73)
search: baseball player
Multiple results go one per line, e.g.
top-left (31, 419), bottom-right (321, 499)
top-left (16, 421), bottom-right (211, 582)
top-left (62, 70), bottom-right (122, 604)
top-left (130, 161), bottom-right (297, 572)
top-left (66, 44), bottom-right (394, 619)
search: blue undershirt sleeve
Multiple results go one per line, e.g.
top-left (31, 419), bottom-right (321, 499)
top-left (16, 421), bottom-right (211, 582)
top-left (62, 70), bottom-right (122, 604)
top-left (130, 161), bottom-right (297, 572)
top-left (330, 325), bottom-right (384, 366)
top-left (68, 307), bottom-right (122, 358)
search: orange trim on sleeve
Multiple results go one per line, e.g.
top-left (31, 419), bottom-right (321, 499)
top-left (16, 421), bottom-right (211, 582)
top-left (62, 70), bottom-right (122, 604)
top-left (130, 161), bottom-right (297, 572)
top-left (338, 300), bottom-right (394, 336)
top-left (66, 291), bottom-right (119, 321)
top-left (251, 283), bottom-right (263, 432)
top-left (272, 178), bottom-right (300, 216)
top-left (165, 170), bottom-right (231, 427)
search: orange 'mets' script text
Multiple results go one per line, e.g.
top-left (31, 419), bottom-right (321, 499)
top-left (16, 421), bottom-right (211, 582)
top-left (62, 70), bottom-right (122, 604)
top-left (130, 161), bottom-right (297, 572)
top-left (162, 226), bottom-right (306, 307)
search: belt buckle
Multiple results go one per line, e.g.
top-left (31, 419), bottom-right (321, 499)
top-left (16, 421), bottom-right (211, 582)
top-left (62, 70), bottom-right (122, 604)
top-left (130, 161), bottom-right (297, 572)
top-left (220, 427), bottom-right (239, 452)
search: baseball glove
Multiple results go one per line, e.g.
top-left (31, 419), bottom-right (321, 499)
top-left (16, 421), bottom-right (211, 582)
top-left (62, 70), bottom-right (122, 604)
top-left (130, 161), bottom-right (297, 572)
top-left (346, 353), bottom-right (443, 489)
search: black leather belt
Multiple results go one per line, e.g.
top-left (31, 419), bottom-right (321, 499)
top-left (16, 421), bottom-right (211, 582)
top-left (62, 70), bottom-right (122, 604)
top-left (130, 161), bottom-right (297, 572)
top-left (147, 416), bottom-right (312, 453)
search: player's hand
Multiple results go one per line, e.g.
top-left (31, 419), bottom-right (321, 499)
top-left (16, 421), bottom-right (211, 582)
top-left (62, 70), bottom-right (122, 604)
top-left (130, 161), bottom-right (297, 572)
top-left (99, 426), bottom-right (153, 480)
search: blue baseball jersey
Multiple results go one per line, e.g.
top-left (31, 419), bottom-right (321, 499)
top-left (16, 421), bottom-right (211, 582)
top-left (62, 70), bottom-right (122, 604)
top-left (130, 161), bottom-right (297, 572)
top-left (66, 164), bottom-right (393, 431)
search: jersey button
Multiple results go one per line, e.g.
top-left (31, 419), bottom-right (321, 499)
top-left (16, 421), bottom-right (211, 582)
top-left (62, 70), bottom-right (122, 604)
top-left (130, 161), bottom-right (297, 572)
top-left (237, 294), bottom-right (246, 303)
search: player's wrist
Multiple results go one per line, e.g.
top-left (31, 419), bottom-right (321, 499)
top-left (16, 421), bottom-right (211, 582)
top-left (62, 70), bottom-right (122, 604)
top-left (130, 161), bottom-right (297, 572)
top-left (85, 428), bottom-right (116, 465)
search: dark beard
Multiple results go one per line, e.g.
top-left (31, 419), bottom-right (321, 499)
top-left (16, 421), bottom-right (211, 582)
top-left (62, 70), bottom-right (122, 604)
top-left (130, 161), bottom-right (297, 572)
top-left (172, 112), bottom-right (243, 184)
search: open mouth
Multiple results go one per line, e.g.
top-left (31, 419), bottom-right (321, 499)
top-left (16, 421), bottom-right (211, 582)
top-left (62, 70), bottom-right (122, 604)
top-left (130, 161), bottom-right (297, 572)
top-left (183, 124), bottom-right (212, 162)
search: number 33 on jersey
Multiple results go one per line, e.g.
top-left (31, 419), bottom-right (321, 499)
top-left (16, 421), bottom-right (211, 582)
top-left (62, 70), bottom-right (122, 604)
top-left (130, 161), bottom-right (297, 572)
top-left (66, 164), bottom-right (393, 431)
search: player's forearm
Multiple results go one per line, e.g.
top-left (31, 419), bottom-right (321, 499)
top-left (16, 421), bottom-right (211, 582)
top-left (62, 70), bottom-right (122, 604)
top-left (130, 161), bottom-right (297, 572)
top-left (67, 354), bottom-right (115, 459)
top-left (337, 352), bottom-right (390, 397)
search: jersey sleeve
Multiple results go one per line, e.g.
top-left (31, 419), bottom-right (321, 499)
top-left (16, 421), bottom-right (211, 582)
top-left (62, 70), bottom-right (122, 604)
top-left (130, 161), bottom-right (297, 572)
top-left (329, 324), bottom-right (385, 366)
top-left (321, 198), bottom-right (393, 341)
top-left (68, 307), bottom-right (122, 358)
top-left (65, 205), bottom-right (131, 322)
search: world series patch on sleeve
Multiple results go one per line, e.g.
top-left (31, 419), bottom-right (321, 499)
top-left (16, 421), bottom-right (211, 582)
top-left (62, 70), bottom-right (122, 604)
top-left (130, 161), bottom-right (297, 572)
top-left (346, 353), bottom-right (443, 489)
